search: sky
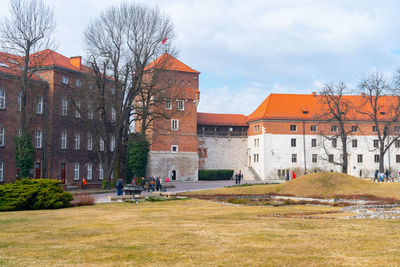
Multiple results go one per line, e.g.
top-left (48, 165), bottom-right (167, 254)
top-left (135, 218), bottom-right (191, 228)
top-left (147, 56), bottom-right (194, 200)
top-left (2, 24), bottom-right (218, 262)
top-left (1, 0), bottom-right (400, 116)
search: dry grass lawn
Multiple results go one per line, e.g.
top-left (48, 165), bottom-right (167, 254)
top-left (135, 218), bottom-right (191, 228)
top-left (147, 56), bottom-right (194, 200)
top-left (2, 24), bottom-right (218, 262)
top-left (1, 198), bottom-right (400, 266)
top-left (186, 172), bottom-right (400, 199)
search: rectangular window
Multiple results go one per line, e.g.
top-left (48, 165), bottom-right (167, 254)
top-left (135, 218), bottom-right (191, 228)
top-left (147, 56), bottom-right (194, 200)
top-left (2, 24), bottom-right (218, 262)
top-left (328, 154), bottom-right (334, 163)
top-left (351, 125), bottom-right (358, 132)
top-left (17, 92), bottom-right (21, 111)
top-left (178, 100), bottom-right (184, 110)
top-left (61, 97), bottom-right (68, 116)
top-left (312, 154), bottom-right (317, 163)
top-left (396, 155), bottom-right (400, 163)
top-left (36, 96), bottom-right (43, 114)
top-left (291, 138), bottom-right (296, 147)
top-left (310, 125), bottom-right (317, 132)
top-left (374, 154), bottom-right (380, 163)
top-left (254, 125), bottom-right (260, 132)
top-left (61, 131), bottom-right (67, 149)
top-left (99, 137), bottom-right (104, 151)
top-left (311, 139), bottom-right (317, 147)
top-left (62, 76), bottom-right (69, 85)
top-left (331, 125), bottom-right (338, 132)
top-left (110, 136), bottom-right (115, 152)
top-left (75, 79), bottom-right (81, 87)
top-left (165, 100), bottom-right (171, 110)
top-left (290, 125), bottom-right (297, 132)
top-left (372, 126), bottom-right (378, 132)
top-left (171, 119), bottom-right (179, 131)
top-left (357, 154), bottom-right (363, 163)
top-left (254, 138), bottom-right (259, 147)
top-left (99, 164), bottom-right (104, 180)
top-left (373, 139), bottom-right (379, 148)
top-left (291, 154), bottom-right (297, 163)
top-left (35, 130), bottom-right (42, 149)
top-left (396, 140), bottom-right (400, 148)
top-left (332, 138), bottom-right (337, 148)
top-left (395, 126), bottom-right (400, 133)
top-left (0, 127), bottom-right (4, 147)
top-left (253, 154), bottom-right (259, 163)
top-left (17, 128), bottom-right (21, 137)
top-left (352, 139), bottom-right (358, 148)
top-left (0, 161), bottom-right (3, 181)
top-left (87, 133), bottom-right (93, 151)
top-left (75, 102), bottom-right (81, 118)
top-left (171, 145), bottom-right (178, 152)
top-left (87, 163), bottom-right (92, 180)
top-left (111, 107), bottom-right (116, 121)
top-left (73, 163), bottom-right (79, 180)
top-left (74, 132), bottom-right (80, 150)
top-left (0, 89), bottom-right (5, 109)
top-left (88, 104), bottom-right (93, 120)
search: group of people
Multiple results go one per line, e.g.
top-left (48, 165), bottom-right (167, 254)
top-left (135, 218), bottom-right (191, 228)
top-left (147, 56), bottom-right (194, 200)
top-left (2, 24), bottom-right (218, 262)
top-left (234, 171), bottom-right (243, 184)
top-left (139, 177), bottom-right (163, 192)
top-left (285, 171), bottom-right (296, 182)
top-left (374, 170), bottom-right (399, 182)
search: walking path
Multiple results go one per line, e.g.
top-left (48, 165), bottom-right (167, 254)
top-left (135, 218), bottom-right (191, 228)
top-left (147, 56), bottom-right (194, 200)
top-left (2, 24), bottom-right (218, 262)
top-left (94, 179), bottom-right (282, 203)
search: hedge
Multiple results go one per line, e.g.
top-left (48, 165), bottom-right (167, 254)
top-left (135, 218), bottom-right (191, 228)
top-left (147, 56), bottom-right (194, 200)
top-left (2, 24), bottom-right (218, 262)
top-left (198, 169), bottom-right (234, 180)
top-left (0, 179), bottom-right (73, 211)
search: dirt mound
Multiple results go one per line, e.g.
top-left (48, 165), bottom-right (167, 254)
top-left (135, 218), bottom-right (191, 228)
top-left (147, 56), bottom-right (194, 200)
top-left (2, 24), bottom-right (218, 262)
top-left (276, 172), bottom-right (373, 197)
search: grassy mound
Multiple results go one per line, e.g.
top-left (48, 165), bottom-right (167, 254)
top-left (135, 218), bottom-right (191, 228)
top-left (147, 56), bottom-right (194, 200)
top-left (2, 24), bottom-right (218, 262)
top-left (186, 172), bottom-right (400, 199)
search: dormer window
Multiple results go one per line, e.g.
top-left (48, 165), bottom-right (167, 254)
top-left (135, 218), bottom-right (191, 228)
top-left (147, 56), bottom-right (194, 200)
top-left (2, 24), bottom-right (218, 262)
top-left (62, 76), bottom-right (69, 85)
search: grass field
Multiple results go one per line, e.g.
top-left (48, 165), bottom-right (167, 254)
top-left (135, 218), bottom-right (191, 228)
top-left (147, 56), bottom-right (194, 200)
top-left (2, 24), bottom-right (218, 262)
top-left (1, 199), bottom-right (400, 266)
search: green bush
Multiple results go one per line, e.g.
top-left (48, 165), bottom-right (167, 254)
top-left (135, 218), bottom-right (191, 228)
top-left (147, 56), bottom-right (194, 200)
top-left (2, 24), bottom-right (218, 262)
top-left (0, 179), bottom-right (73, 211)
top-left (102, 179), bottom-right (116, 190)
top-left (198, 170), bottom-right (234, 181)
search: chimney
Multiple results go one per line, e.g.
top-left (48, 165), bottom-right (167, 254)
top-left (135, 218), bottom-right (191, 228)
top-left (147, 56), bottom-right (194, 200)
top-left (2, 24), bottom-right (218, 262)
top-left (312, 92), bottom-right (317, 97)
top-left (70, 56), bottom-right (81, 69)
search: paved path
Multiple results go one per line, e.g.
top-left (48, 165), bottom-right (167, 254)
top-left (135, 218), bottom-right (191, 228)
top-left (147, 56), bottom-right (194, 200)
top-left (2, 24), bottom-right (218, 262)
top-left (94, 179), bottom-right (282, 203)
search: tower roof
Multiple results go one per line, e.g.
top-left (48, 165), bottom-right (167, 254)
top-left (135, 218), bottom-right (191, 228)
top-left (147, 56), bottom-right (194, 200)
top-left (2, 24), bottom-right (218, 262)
top-left (145, 53), bottom-right (200, 74)
top-left (197, 112), bottom-right (247, 126)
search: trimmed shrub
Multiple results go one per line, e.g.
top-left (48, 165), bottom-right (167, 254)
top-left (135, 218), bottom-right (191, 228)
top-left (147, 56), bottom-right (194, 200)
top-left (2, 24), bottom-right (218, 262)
top-left (0, 179), bottom-right (73, 211)
top-left (102, 179), bottom-right (116, 190)
top-left (198, 169), bottom-right (234, 181)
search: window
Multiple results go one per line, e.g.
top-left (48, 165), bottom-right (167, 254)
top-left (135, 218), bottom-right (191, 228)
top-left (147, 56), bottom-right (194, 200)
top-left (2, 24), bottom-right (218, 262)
top-left (17, 92), bottom-right (21, 111)
top-left (254, 138), bottom-right (259, 147)
top-left (395, 126), bottom-right (400, 133)
top-left (290, 125), bottom-right (297, 132)
top-left (74, 132), bottom-right (80, 150)
top-left (61, 131), bottom-right (67, 149)
top-left (99, 137), bottom-right (104, 151)
top-left (351, 125), bottom-right (358, 132)
top-left (111, 107), bottom-right (116, 121)
top-left (374, 154), bottom-right (380, 163)
top-left (61, 97), bottom-right (68, 116)
top-left (373, 139), bottom-right (379, 148)
top-left (17, 128), bottom-right (21, 137)
top-left (62, 76), bottom-right (69, 85)
top-left (36, 96), bottom-right (43, 114)
top-left (254, 125), bottom-right (260, 132)
top-left (0, 89), bottom-right (5, 109)
top-left (171, 145), bottom-right (178, 152)
top-left (73, 163), bottom-right (80, 180)
top-left (372, 126), bottom-right (378, 132)
top-left (352, 139), bottom-right (358, 148)
top-left (0, 161), bottom-right (3, 181)
top-left (310, 125), bottom-right (317, 132)
top-left (291, 154), bottom-right (297, 163)
top-left (328, 154), bottom-right (334, 163)
top-left (87, 163), bottom-right (92, 180)
top-left (75, 79), bottom-right (81, 87)
top-left (254, 154), bottom-right (259, 163)
top-left (312, 154), bottom-right (317, 163)
top-left (396, 155), bottom-right (400, 163)
top-left (165, 100), bottom-right (171, 110)
top-left (75, 102), bottom-right (81, 118)
top-left (88, 104), bottom-right (93, 120)
top-left (87, 133), bottom-right (93, 151)
top-left (0, 127), bottom-right (4, 147)
top-left (311, 139), bottom-right (317, 147)
top-left (99, 164), bottom-right (104, 180)
top-left (110, 136), bottom-right (115, 152)
top-left (332, 138), bottom-right (337, 148)
top-left (357, 154), bottom-right (363, 163)
top-left (171, 119), bottom-right (179, 131)
top-left (331, 125), bottom-right (338, 132)
top-left (35, 130), bottom-right (42, 149)
top-left (291, 138), bottom-right (296, 147)
top-left (178, 100), bottom-right (184, 110)
top-left (396, 140), bottom-right (400, 148)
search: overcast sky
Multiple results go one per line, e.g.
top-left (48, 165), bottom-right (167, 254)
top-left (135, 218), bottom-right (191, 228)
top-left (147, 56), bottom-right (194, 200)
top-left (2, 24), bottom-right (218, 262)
top-left (1, 0), bottom-right (400, 116)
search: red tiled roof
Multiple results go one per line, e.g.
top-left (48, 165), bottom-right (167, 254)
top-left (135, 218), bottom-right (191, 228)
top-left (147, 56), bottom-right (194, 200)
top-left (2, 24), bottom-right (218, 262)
top-left (197, 112), bottom-right (247, 126)
top-left (145, 53), bottom-right (200, 74)
top-left (30, 49), bottom-right (91, 72)
top-left (0, 52), bottom-right (42, 81)
top-left (247, 93), bottom-right (400, 122)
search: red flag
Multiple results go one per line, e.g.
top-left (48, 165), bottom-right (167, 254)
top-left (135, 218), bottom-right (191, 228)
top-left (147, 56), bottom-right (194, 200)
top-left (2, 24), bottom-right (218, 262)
top-left (162, 36), bottom-right (167, 44)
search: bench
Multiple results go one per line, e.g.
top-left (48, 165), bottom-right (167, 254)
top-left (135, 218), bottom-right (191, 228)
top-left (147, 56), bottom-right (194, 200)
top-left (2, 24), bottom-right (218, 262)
top-left (123, 186), bottom-right (144, 195)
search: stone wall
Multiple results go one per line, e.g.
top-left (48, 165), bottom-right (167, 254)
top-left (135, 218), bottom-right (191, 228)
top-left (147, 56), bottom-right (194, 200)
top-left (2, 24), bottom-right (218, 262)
top-left (147, 151), bottom-right (198, 181)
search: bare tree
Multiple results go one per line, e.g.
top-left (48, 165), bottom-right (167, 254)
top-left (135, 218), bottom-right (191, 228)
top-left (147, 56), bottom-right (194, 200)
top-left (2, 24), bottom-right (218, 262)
top-left (318, 82), bottom-right (353, 173)
top-left (80, 2), bottom-right (175, 186)
top-left (357, 71), bottom-right (400, 172)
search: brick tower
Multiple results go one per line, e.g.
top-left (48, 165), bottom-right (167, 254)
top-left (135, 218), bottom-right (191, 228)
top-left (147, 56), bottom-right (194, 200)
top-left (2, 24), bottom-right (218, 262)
top-left (139, 54), bottom-right (200, 181)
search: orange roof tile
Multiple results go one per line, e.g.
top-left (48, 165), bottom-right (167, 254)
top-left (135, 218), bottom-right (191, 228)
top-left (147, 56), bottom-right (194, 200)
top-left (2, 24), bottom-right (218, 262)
top-left (197, 112), bottom-right (247, 126)
top-left (30, 49), bottom-right (91, 73)
top-left (145, 53), bottom-right (200, 74)
top-left (0, 52), bottom-right (43, 81)
top-left (247, 93), bottom-right (400, 122)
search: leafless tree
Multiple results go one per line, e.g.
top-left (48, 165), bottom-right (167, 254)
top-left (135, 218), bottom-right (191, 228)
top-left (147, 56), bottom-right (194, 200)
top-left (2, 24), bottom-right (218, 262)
top-left (318, 82), bottom-right (353, 173)
top-left (79, 2), bottom-right (175, 186)
top-left (0, 0), bottom-right (56, 133)
top-left (357, 71), bottom-right (400, 172)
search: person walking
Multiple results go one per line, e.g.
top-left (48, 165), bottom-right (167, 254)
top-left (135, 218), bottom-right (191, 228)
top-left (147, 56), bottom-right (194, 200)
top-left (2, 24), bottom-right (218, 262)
top-left (292, 171), bottom-right (296, 179)
top-left (238, 170), bottom-right (242, 184)
top-left (374, 170), bottom-right (379, 182)
top-left (116, 178), bottom-right (124, 196)
top-left (156, 177), bottom-right (161, 191)
top-left (235, 172), bottom-right (239, 184)
top-left (286, 172), bottom-right (289, 182)
top-left (82, 178), bottom-right (87, 189)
